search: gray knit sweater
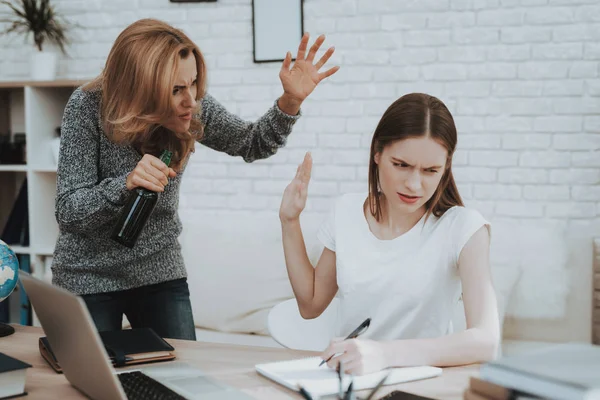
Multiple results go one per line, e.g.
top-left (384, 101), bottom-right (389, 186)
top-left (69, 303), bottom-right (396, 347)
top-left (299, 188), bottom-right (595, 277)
top-left (52, 87), bottom-right (300, 295)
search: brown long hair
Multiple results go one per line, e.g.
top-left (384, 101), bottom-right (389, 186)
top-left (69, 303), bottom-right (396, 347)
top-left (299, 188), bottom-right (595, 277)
top-left (83, 18), bottom-right (207, 169)
top-left (368, 93), bottom-right (464, 221)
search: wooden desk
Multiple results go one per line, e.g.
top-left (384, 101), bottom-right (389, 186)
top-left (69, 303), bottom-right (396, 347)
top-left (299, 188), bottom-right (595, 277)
top-left (0, 325), bottom-right (478, 399)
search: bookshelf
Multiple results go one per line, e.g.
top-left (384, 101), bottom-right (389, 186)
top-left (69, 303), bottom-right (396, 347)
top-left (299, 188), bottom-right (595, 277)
top-left (0, 79), bottom-right (90, 326)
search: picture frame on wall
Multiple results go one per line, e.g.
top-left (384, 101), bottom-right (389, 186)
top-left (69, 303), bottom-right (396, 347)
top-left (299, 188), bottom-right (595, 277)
top-left (252, 0), bottom-right (304, 63)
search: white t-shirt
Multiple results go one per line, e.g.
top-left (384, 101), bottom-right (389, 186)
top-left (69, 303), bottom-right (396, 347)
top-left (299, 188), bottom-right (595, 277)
top-left (317, 193), bottom-right (490, 341)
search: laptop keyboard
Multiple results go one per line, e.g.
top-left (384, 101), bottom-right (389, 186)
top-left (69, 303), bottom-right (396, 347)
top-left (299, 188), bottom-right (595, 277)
top-left (118, 371), bottom-right (187, 400)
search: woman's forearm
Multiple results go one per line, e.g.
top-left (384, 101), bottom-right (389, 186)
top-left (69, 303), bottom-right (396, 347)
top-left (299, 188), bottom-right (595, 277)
top-left (198, 93), bottom-right (300, 163)
top-left (55, 173), bottom-right (131, 233)
top-left (280, 218), bottom-right (317, 317)
top-left (277, 93), bottom-right (302, 116)
top-left (382, 328), bottom-right (499, 368)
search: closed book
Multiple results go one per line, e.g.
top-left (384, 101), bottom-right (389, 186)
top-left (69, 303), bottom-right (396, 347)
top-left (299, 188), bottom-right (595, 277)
top-left (479, 343), bottom-right (600, 400)
top-left (464, 388), bottom-right (494, 400)
top-left (0, 352), bottom-right (31, 399)
top-left (39, 327), bottom-right (176, 373)
top-left (469, 377), bottom-right (540, 400)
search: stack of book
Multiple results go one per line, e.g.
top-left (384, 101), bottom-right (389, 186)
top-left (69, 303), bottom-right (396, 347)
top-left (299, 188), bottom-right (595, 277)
top-left (464, 343), bottom-right (600, 400)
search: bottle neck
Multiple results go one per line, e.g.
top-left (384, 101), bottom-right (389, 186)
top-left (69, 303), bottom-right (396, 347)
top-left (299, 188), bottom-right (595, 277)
top-left (136, 150), bottom-right (172, 194)
top-left (159, 150), bottom-right (173, 167)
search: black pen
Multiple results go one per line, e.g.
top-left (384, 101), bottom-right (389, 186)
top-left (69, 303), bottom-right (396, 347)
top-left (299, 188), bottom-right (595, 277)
top-left (319, 317), bottom-right (371, 367)
top-left (337, 361), bottom-right (344, 399)
top-left (297, 384), bottom-right (313, 400)
top-left (364, 372), bottom-right (390, 400)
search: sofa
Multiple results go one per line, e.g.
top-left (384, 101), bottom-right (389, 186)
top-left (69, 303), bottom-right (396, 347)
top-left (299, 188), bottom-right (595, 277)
top-left (179, 209), bottom-right (574, 356)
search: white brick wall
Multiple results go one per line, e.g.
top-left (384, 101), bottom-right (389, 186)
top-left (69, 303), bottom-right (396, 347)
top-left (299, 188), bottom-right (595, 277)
top-left (1, 1), bottom-right (599, 269)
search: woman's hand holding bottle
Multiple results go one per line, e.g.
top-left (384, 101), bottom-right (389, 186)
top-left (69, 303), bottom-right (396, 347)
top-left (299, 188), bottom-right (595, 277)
top-left (126, 154), bottom-right (177, 192)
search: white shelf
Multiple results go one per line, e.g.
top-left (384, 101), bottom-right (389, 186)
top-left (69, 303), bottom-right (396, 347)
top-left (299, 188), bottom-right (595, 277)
top-left (0, 79), bottom-right (87, 89)
top-left (0, 165), bottom-right (27, 172)
top-left (8, 245), bottom-right (30, 254)
top-left (36, 247), bottom-right (55, 256)
top-left (1, 82), bottom-right (78, 327)
top-left (31, 166), bottom-right (57, 173)
top-left (0, 165), bottom-right (58, 172)
top-left (3, 245), bottom-right (54, 256)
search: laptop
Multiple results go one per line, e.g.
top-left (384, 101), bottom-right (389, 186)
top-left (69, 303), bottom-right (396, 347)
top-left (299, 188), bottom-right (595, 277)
top-left (19, 272), bottom-right (253, 400)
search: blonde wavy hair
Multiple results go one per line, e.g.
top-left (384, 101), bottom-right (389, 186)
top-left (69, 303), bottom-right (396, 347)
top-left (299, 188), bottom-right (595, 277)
top-left (84, 18), bottom-right (207, 169)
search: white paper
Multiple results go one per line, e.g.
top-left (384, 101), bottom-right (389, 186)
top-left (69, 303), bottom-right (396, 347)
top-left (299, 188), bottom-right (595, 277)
top-left (256, 356), bottom-right (442, 398)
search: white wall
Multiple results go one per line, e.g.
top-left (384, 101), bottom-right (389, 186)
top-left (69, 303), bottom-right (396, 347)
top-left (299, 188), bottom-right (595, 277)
top-left (1, 0), bottom-right (598, 341)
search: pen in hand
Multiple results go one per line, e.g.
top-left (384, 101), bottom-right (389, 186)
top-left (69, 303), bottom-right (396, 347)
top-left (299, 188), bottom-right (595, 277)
top-left (319, 317), bottom-right (371, 367)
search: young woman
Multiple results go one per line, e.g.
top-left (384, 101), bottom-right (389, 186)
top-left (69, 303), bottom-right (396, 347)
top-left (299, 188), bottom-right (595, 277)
top-left (279, 93), bottom-right (499, 375)
top-left (52, 18), bottom-right (339, 340)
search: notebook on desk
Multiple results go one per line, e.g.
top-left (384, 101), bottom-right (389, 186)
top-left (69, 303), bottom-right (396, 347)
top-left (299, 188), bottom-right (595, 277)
top-left (39, 327), bottom-right (176, 373)
top-left (255, 356), bottom-right (442, 398)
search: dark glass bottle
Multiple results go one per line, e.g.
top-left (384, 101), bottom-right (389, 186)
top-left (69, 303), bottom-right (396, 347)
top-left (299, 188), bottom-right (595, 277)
top-left (111, 150), bottom-right (172, 248)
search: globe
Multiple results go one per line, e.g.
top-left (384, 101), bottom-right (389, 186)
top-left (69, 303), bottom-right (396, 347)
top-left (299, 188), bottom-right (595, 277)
top-left (0, 240), bottom-right (19, 337)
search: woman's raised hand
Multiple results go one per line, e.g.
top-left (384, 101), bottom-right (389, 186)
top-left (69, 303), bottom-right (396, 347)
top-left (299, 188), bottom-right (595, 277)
top-left (277, 33), bottom-right (340, 114)
top-left (279, 152), bottom-right (312, 222)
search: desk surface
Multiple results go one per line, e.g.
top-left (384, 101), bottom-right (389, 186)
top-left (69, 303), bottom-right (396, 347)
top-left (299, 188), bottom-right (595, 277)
top-left (0, 325), bottom-right (478, 399)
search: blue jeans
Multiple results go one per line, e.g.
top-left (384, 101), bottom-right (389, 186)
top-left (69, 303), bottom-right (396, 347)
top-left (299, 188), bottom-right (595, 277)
top-left (82, 278), bottom-right (197, 341)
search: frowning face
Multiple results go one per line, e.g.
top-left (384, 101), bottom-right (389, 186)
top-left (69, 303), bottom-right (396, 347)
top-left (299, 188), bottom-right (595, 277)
top-left (162, 54), bottom-right (198, 134)
top-left (374, 136), bottom-right (448, 213)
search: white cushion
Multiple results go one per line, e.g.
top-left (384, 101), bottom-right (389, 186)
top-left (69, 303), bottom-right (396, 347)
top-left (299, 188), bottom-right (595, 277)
top-left (493, 265), bottom-right (523, 338)
top-left (451, 264), bottom-right (522, 344)
top-left (194, 327), bottom-right (282, 348)
top-left (268, 298), bottom-right (340, 351)
top-left (180, 211), bottom-right (323, 335)
top-left (490, 221), bottom-right (568, 320)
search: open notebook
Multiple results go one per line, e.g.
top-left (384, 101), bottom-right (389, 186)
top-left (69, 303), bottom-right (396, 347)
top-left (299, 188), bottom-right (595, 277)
top-left (255, 356), bottom-right (442, 398)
